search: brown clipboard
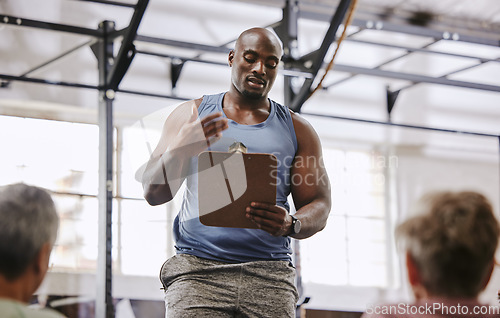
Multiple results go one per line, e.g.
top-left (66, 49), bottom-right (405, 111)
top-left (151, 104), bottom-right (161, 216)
top-left (198, 151), bottom-right (277, 228)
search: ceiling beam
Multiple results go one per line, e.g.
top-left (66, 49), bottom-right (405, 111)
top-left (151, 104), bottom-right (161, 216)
top-left (2, 1), bottom-right (499, 103)
top-left (0, 14), bottom-right (103, 38)
top-left (323, 40), bottom-right (436, 90)
top-left (224, 0), bottom-right (500, 46)
top-left (106, 0), bottom-right (149, 90)
top-left (118, 88), bottom-right (190, 100)
top-left (344, 38), bottom-right (500, 63)
top-left (300, 10), bottom-right (500, 47)
top-left (1, 39), bottom-right (98, 89)
top-left (332, 63), bottom-right (500, 93)
top-left (0, 73), bottom-right (100, 90)
top-left (289, 0), bottom-right (352, 112)
top-left (135, 35), bottom-right (231, 54)
top-left (135, 50), bottom-right (313, 78)
top-left (73, 0), bottom-right (137, 8)
top-left (0, 73), bottom-right (193, 101)
top-left (301, 111), bottom-right (500, 138)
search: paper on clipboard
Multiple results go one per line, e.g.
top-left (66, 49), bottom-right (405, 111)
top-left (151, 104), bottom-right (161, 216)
top-left (198, 151), bottom-right (277, 228)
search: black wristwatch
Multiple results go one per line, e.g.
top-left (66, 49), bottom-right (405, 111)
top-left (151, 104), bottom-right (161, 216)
top-left (289, 215), bottom-right (301, 236)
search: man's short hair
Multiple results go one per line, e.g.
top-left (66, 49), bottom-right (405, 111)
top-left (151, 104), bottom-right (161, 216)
top-left (396, 191), bottom-right (499, 298)
top-left (0, 183), bottom-right (59, 280)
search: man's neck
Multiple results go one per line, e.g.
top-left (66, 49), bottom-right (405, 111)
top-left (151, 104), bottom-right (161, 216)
top-left (415, 291), bottom-right (480, 304)
top-left (0, 274), bottom-right (34, 303)
top-left (224, 89), bottom-right (269, 111)
top-left (223, 91), bottom-right (271, 125)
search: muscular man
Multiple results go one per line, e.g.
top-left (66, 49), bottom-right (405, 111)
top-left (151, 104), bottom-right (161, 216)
top-left (142, 27), bottom-right (331, 317)
top-left (0, 183), bottom-right (64, 318)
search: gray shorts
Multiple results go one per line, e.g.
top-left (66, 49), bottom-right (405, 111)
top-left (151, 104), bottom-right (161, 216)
top-left (160, 254), bottom-right (298, 318)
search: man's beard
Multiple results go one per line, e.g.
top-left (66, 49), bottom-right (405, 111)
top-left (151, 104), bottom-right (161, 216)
top-left (242, 89), bottom-right (264, 100)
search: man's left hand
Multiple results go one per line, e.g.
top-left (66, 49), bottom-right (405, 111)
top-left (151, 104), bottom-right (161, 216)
top-left (246, 202), bottom-right (292, 236)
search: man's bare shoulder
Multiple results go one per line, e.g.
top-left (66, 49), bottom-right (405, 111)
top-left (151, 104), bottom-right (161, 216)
top-left (166, 97), bottom-right (204, 122)
top-left (194, 97), bottom-right (203, 108)
top-left (288, 109), bottom-right (320, 143)
top-left (174, 97), bottom-right (203, 111)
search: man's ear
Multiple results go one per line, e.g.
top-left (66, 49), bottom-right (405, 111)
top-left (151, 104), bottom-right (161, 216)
top-left (228, 50), bottom-right (234, 67)
top-left (479, 260), bottom-right (495, 291)
top-left (406, 251), bottom-right (420, 286)
top-left (406, 251), bottom-right (429, 300)
top-left (33, 242), bottom-right (52, 280)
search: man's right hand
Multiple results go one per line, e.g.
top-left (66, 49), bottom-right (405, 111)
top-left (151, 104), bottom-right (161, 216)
top-left (168, 111), bottom-right (229, 159)
top-left (141, 102), bottom-right (229, 205)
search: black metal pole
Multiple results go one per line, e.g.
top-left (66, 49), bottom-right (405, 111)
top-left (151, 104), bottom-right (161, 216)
top-left (95, 20), bottom-right (115, 318)
top-left (107, 0), bottom-right (150, 90)
top-left (275, 2), bottom-right (307, 317)
top-left (275, 0), bottom-right (300, 108)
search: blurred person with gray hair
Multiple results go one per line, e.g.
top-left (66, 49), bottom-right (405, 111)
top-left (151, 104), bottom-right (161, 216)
top-left (0, 183), bottom-right (65, 318)
top-left (363, 191), bottom-right (500, 318)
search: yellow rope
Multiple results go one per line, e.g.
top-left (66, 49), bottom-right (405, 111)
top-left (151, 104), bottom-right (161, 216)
top-left (309, 0), bottom-right (359, 98)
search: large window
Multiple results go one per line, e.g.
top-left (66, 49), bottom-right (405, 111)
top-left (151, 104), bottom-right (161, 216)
top-left (0, 116), bottom-right (102, 272)
top-left (300, 147), bottom-right (397, 288)
top-left (0, 115), bottom-right (179, 277)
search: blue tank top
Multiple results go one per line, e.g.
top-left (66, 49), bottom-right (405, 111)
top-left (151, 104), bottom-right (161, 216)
top-left (173, 92), bottom-right (298, 263)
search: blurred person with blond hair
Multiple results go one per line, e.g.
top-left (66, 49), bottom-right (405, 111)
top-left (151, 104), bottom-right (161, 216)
top-left (363, 191), bottom-right (500, 318)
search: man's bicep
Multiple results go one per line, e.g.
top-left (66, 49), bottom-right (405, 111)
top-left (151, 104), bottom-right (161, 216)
top-left (290, 149), bottom-right (330, 210)
top-left (290, 116), bottom-right (330, 209)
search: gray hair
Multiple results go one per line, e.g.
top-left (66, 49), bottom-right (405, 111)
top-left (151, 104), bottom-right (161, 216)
top-left (0, 183), bottom-right (59, 280)
top-left (396, 191), bottom-right (499, 298)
